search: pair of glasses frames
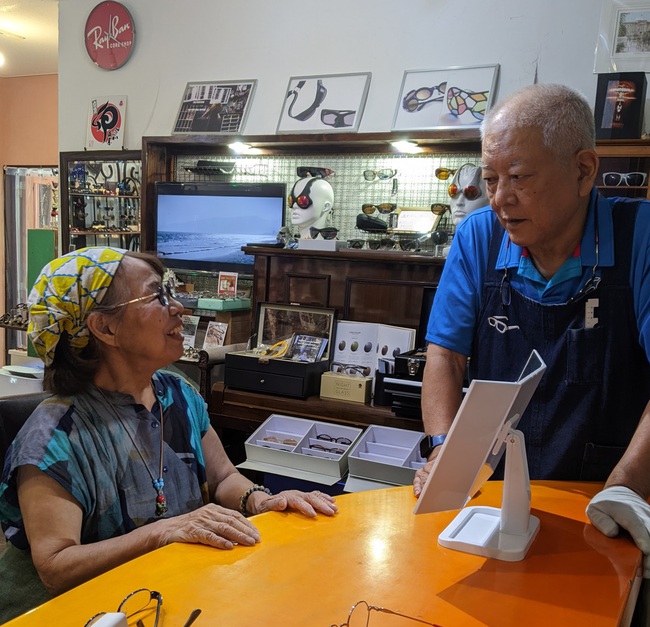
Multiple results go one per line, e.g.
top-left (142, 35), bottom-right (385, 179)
top-left (368, 238), bottom-right (397, 251)
top-left (85, 589), bottom-right (162, 627)
top-left (288, 177), bottom-right (318, 209)
top-left (364, 169), bottom-right (397, 181)
top-left (104, 279), bottom-right (176, 310)
top-left (402, 82), bottom-right (447, 112)
top-left (263, 436), bottom-right (298, 445)
top-left (286, 79), bottom-right (327, 121)
top-left (331, 600), bottom-right (441, 627)
top-left (296, 166), bottom-right (335, 179)
top-left (347, 239), bottom-right (365, 249)
top-left (310, 226), bottom-right (339, 240)
top-left (431, 203), bottom-right (450, 215)
top-left (309, 443), bottom-right (345, 454)
top-left (434, 167), bottom-right (456, 180)
top-left (448, 182), bottom-right (482, 201)
top-left (331, 362), bottom-right (372, 377)
top-left (362, 203), bottom-right (397, 215)
top-left (321, 109), bottom-right (356, 128)
top-left (447, 86), bottom-right (489, 121)
top-left (317, 433), bottom-right (353, 445)
top-left (602, 171), bottom-right (647, 187)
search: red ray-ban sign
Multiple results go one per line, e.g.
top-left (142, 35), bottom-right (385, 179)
top-left (84, 1), bottom-right (135, 70)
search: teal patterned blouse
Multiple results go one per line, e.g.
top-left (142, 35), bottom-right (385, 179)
top-left (0, 371), bottom-right (210, 549)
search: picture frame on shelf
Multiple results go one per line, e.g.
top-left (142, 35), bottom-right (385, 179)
top-left (392, 65), bottom-right (499, 132)
top-left (594, 72), bottom-right (647, 139)
top-left (594, 0), bottom-right (650, 73)
top-left (277, 72), bottom-right (371, 134)
top-left (172, 80), bottom-right (257, 134)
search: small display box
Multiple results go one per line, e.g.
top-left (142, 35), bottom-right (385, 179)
top-left (238, 414), bottom-right (364, 485)
top-left (346, 425), bottom-right (426, 491)
top-left (224, 303), bottom-right (336, 398)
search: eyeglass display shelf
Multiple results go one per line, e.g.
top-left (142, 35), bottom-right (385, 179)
top-left (69, 192), bottom-right (140, 199)
top-left (0, 323), bottom-right (28, 331)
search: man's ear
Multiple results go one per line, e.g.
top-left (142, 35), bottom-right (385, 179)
top-left (86, 311), bottom-right (119, 347)
top-left (576, 149), bottom-right (599, 197)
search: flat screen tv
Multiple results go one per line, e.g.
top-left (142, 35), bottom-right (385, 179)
top-left (153, 181), bottom-right (286, 276)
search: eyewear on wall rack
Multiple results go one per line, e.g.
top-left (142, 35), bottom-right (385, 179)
top-left (362, 203), bottom-right (397, 215)
top-left (363, 169), bottom-right (398, 181)
top-left (602, 171), bottom-right (647, 187)
top-left (434, 167), bottom-right (457, 180)
top-left (296, 166), bottom-right (335, 179)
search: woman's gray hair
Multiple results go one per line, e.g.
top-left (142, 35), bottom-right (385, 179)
top-left (481, 84), bottom-right (596, 159)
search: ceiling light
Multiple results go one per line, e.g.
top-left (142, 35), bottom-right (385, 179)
top-left (229, 142), bottom-right (251, 153)
top-left (391, 140), bottom-right (421, 154)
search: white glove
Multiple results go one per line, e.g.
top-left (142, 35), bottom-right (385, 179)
top-left (586, 486), bottom-right (650, 577)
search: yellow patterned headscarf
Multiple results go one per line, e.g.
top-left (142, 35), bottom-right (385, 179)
top-left (27, 246), bottom-right (127, 366)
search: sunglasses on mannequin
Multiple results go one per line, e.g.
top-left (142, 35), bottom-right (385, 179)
top-left (448, 183), bottom-right (482, 201)
top-left (288, 177), bottom-right (319, 209)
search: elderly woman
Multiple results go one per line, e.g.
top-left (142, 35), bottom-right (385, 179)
top-left (0, 247), bottom-right (337, 622)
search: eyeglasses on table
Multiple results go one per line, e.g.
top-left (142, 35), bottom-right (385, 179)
top-left (331, 600), bottom-right (442, 627)
top-left (84, 588), bottom-right (162, 627)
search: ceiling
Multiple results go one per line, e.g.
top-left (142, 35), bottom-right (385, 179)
top-left (0, 0), bottom-right (58, 78)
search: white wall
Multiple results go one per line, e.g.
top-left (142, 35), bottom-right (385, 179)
top-left (59, 0), bottom-right (605, 151)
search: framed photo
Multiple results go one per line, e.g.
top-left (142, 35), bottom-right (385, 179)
top-left (594, 72), bottom-right (647, 139)
top-left (277, 72), bottom-right (371, 134)
top-left (218, 271), bottom-right (238, 298)
top-left (172, 80), bottom-right (256, 134)
top-left (392, 65), bottom-right (499, 132)
top-left (203, 321), bottom-right (229, 349)
top-left (595, 0), bottom-right (650, 73)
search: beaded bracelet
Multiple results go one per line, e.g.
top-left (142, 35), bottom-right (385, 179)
top-left (239, 484), bottom-right (273, 516)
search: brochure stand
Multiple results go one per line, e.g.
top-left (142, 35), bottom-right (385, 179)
top-left (438, 428), bottom-right (540, 562)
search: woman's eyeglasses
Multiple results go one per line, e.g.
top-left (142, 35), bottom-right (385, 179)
top-left (104, 279), bottom-right (176, 310)
top-left (447, 86), bottom-right (489, 121)
top-left (448, 182), bottom-right (482, 200)
top-left (602, 171), bottom-right (647, 187)
top-left (85, 588), bottom-right (163, 627)
top-left (321, 109), bottom-right (356, 128)
top-left (296, 166), bottom-right (335, 179)
top-left (363, 169), bottom-right (397, 181)
top-left (331, 600), bottom-right (441, 627)
top-left (402, 82), bottom-right (447, 112)
top-left (362, 203), bottom-right (397, 215)
top-left (310, 226), bottom-right (339, 240)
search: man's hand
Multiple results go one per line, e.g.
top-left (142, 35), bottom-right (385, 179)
top-left (586, 486), bottom-right (650, 577)
top-left (413, 449), bottom-right (442, 498)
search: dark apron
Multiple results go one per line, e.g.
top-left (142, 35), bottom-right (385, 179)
top-left (469, 200), bottom-right (650, 480)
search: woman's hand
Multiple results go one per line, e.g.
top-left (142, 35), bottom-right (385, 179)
top-left (249, 489), bottom-right (338, 518)
top-left (157, 503), bottom-right (261, 549)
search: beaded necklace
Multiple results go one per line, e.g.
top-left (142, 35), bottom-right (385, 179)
top-left (97, 384), bottom-right (168, 517)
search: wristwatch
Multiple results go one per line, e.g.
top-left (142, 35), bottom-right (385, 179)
top-left (419, 434), bottom-right (447, 458)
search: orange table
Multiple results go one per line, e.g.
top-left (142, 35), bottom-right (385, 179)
top-left (6, 482), bottom-right (641, 626)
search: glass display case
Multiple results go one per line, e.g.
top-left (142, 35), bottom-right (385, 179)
top-left (59, 150), bottom-right (142, 254)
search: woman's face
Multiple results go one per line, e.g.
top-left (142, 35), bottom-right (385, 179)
top-left (107, 257), bottom-right (185, 370)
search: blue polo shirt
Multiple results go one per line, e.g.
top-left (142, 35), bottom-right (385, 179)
top-left (426, 189), bottom-right (650, 358)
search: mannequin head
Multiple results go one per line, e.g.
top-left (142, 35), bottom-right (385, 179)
top-left (289, 177), bottom-right (334, 239)
top-left (448, 163), bottom-right (487, 226)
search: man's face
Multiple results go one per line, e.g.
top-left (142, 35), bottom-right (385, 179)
top-left (481, 126), bottom-right (590, 252)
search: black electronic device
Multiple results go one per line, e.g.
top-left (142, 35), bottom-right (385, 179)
top-left (153, 181), bottom-right (286, 276)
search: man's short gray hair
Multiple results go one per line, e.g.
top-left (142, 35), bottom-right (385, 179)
top-left (481, 84), bottom-right (596, 159)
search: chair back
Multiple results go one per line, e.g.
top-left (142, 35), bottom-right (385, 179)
top-left (0, 392), bottom-right (50, 466)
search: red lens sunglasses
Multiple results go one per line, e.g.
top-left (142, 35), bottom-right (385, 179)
top-left (288, 177), bottom-right (318, 209)
top-left (448, 182), bottom-right (481, 201)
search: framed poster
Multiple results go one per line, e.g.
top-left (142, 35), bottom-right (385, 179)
top-left (594, 72), bottom-right (647, 138)
top-left (392, 65), bottom-right (499, 132)
top-left (85, 95), bottom-right (126, 150)
top-left (595, 0), bottom-right (650, 73)
top-left (277, 72), bottom-right (371, 134)
top-left (172, 80), bottom-right (257, 134)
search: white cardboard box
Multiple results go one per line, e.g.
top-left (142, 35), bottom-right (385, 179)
top-left (346, 424), bottom-right (426, 491)
top-left (237, 414), bottom-right (363, 486)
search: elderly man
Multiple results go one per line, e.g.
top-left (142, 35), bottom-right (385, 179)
top-left (415, 83), bottom-right (650, 575)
